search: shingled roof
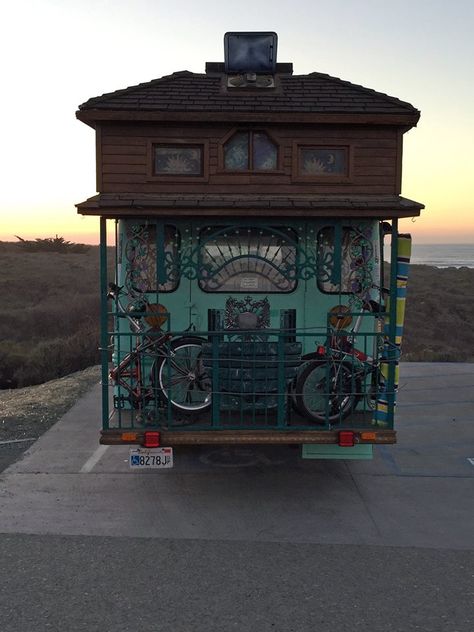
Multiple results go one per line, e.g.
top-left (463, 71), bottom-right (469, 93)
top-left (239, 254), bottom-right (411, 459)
top-left (77, 193), bottom-right (424, 219)
top-left (77, 68), bottom-right (419, 123)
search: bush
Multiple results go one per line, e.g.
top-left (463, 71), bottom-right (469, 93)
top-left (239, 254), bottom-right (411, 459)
top-left (0, 242), bottom-right (110, 388)
top-left (15, 235), bottom-right (90, 253)
top-left (3, 322), bottom-right (101, 388)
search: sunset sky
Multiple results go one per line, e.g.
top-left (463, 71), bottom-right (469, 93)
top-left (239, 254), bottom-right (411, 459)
top-left (1, 0), bottom-right (472, 244)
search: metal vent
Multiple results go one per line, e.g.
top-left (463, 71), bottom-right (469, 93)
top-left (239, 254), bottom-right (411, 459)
top-left (224, 32), bottom-right (277, 74)
top-left (227, 73), bottom-right (275, 89)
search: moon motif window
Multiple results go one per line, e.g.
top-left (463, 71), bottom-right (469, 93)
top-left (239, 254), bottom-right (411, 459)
top-left (293, 145), bottom-right (350, 182)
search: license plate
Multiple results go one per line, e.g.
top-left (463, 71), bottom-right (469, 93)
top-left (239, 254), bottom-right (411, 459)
top-left (129, 447), bottom-right (174, 469)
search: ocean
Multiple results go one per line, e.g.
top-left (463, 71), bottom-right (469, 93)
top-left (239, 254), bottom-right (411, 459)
top-left (384, 243), bottom-right (474, 268)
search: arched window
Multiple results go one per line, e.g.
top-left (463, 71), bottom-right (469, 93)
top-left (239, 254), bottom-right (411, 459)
top-left (198, 226), bottom-right (297, 293)
top-left (224, 131), bottom-right (278, 171)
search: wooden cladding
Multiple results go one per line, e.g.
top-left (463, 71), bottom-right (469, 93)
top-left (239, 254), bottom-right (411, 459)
top-left (97, 123), bottom-right (401, 195)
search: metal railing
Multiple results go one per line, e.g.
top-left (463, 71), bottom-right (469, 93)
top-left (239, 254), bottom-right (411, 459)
top-left (103, 320), bottom-right (395, 433)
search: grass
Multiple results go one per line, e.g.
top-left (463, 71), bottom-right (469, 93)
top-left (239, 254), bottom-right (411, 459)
top-left (0, 241), bottom-right (112, 388)
top-left (1, 240), bottom-right (473, 389)
top-left (401, 264), bottom-right (474, 362)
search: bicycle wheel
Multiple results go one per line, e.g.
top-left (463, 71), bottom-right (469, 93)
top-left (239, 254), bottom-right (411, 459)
top-left (294, 360), bottom-right (360, 424)
top-left (152, 337), bottom-right (212, 414)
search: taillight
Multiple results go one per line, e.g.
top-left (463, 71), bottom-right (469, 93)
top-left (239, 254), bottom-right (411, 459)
top-left (121, 432), bottom-right (137, 442)
top-left (338, 431), bottom-right (355, 447)
top-left (316, 345), bottom-right (326, 356)
top-left (144, 431), bottom-right (160, 448)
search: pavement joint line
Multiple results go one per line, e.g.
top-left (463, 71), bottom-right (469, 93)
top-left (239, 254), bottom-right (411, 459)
top-left (8, 470), bottom-right (474, 479)
top-left (80, 445), bottom-right (109, 473)
top-left (468, 458), bottom-right (474, 467)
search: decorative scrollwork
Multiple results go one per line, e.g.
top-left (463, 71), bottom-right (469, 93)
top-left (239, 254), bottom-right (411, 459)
top-left (122, 222), bottom-right (377, 308)
top-left (196, 226), bottom-right (298, 292)
top-left (124, 223), bottom-right (179, 295)
top-left (224, 296), bottom-right (271, 330)
top-left (317, 222), bottom-right (376, 308)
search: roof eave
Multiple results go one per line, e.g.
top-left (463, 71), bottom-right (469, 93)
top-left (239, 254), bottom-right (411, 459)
top-left (76, 194), bottom-right (424, 219)
top-left (76, 108), bottom-right (420, 128)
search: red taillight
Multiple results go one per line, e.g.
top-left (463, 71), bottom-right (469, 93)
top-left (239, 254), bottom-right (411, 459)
top-left (316, 345), bottom-right (326, 356)
top-left (338, 431), bottom-right (355, 447)
top-left (144, 431), bottom-right (160, 448)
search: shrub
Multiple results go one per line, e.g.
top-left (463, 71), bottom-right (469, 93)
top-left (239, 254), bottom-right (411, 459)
top-left (15, 235), bottom-right (90, 253)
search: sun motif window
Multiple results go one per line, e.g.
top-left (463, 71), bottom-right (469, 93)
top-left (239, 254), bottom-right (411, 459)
top-left (224, 131), bottom-right (278, 171)
top-left (153, 144), bottom-right (203, 176)
top-left (198, 226), bottom-right (297, 293)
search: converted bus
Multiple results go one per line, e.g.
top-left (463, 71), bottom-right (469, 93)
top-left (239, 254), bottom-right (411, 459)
top-left (76, 33), bottom-right (423, 467)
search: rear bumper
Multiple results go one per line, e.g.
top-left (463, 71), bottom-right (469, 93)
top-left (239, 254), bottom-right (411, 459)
top-left (100, 428), bottom-right (396, 446)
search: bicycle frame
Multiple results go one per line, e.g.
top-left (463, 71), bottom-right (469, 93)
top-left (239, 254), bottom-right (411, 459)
top-left (314, 304), bottom-right (385, 407)
top-left (109, 330), bottom-right (171, 407)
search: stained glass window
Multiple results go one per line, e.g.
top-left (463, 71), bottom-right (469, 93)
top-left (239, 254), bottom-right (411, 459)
top-left (253, 133), bottom-right (278, 170)
top-left (125, 224), bottom-right (180, 293)
top-left (299, 147), bottom-right (347, 176)
top-left (154, 145), bottom-right (202, 176)
top-left (317, 226), bottom-right (374, 294)
top-left (198, 226), bottom-right (297, 293)
top-left (224, 132), bottom-right (249, 170)
top-left (224, 131), bottom-right (278, 171)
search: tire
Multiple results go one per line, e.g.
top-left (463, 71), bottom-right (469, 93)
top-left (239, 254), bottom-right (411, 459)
top-left (152, 337), bottom-right (212, 414)
top-left (294, 360), bottom-right (360, 424)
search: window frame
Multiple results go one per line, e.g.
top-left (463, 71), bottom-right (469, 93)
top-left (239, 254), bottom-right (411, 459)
top-left (219, 128), bottom-right (283, 173)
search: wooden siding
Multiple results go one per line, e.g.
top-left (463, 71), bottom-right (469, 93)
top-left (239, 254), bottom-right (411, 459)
top-left (98, 123), bottom-right (402, 196)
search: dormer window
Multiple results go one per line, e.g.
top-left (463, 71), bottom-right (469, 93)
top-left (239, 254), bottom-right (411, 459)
top-left (224, 131), bottom-right (278, 171)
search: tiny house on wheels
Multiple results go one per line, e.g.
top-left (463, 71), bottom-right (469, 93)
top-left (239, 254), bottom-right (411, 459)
top-left (76, 32), bottom-right (423, 466)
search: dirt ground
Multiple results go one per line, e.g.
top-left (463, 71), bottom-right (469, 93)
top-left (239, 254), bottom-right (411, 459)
top-left (0, 366), bottom-right (100, 443)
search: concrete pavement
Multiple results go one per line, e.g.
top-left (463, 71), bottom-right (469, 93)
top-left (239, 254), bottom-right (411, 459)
top-left (0, 363), bottom-right (473, 548)
top-left (0, 363), bottom-right (473, 631)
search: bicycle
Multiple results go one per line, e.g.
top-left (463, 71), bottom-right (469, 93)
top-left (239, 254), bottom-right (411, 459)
top-left (294, 301), bottom-right (387, 424)
top-left (107, 283), bottom-right (211, 419)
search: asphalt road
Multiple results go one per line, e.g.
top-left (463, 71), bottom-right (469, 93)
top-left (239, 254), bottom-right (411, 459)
top-left (0, 363), bottom-right (473, 631)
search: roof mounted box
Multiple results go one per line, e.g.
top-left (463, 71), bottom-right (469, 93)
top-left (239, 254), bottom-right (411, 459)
top-left (224, 32), bottom-right (277, 73)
